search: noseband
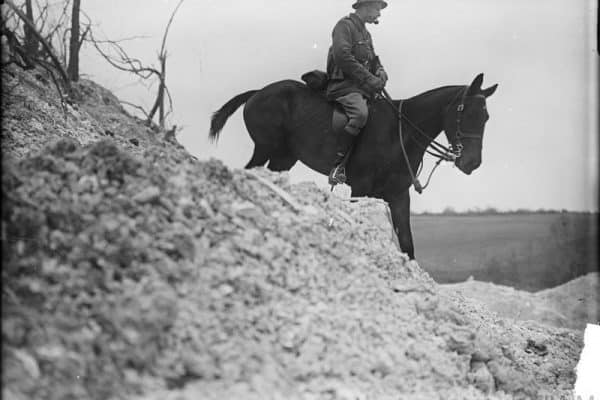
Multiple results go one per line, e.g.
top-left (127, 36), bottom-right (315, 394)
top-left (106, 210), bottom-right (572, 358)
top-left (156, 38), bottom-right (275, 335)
top-left (450, 89), bottom-right (486, 159)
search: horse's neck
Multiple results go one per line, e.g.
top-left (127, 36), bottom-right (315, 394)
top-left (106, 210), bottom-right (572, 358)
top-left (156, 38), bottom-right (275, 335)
top-left (400, 85), bottom-right (464, 144)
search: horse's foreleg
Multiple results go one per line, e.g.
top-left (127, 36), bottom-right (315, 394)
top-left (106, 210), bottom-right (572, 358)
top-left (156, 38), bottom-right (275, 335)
top-left (387, 191), bottom-right (415, 260)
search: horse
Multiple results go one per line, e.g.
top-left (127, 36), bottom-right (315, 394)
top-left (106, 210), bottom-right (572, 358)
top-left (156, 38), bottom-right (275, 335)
top-left (209, 73), bottom-right (498, 260)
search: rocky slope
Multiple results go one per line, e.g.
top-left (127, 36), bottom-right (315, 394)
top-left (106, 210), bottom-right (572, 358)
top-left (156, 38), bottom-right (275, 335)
top-left (1, 65), bottom-right (584, 400)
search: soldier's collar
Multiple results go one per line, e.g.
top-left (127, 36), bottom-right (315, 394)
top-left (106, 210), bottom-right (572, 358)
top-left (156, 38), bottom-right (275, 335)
top-left (349, 13), bottom-right (366, 28)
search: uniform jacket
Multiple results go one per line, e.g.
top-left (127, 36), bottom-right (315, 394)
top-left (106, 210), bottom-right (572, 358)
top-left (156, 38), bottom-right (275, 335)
top-left (326, 13), bottom-right (385, 100)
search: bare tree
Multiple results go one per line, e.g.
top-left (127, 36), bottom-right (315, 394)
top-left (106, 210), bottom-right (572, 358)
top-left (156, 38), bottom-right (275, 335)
top-left (4, 0), bottom-right (183, 132)
top-left (147, 0), bottom-right (184, 128)
top-left (88, 0), bottom-right (184, 129)
top-left (2, 5), bottom-right (33, 69)
top-left (5, 0), bottom-right (71, 92)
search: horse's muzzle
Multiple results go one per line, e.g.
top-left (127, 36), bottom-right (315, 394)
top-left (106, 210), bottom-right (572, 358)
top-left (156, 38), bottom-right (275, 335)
top-left (457, 157), bottom-right (481, 175)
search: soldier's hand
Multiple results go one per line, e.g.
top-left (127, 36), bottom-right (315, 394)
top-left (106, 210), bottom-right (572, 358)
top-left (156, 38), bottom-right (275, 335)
top-left (373, 77), bottom-right (386, 92)
top-left (376, 68), bottom-right (388, 84)
top-left (366, 75), bottom-right (385, 93)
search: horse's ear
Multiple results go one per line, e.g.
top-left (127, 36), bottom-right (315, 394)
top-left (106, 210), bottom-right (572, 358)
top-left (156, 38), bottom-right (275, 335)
top-left (467, 73), bottom-right (484, 95)
top-left (481, 84), bottom-right (498, 98)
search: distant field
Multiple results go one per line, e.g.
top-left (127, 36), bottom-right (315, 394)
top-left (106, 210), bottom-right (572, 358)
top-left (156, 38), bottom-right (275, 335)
top-left (410, 213), bottom-right (598, 291)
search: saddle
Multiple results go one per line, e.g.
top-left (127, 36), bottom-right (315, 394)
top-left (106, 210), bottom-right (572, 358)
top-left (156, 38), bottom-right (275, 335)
top-left (300, 69), bottom-right (357, 134)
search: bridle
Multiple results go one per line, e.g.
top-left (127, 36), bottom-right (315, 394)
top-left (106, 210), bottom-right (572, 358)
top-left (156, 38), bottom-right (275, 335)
top-left (450, 89), bottom-right (487, 159)
top-left (381, 87), bottom-right (484, 193)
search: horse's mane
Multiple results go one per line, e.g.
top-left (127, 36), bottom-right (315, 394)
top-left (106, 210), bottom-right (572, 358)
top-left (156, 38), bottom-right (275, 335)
top-left (405, 85), bottom-right (464, 102)
top-left (379, 85), bottom-right (466, 140)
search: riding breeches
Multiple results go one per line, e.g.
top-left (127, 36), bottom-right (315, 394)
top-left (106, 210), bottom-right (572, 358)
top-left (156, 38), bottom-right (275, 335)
top-left (335, 92), bottom-right (368, 136)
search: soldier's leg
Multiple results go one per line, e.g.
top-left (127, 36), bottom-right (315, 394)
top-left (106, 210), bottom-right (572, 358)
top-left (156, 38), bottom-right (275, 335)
top-left (329, 93), bottom-right (368, 185)
top-left (336, 92), bottom-right (369, 135)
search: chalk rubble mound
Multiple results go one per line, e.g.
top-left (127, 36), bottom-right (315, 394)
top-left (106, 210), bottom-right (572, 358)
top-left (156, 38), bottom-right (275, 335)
top-left (1, 65), bottom-right (583, 400)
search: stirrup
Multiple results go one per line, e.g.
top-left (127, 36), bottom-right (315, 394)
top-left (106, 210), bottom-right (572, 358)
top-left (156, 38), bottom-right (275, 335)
top-left (328, 164), bottom-right (347, 185)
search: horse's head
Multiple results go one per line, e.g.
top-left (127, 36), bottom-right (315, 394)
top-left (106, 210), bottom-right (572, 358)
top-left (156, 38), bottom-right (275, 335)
top-left (443, 73), bottom-right (498, 175)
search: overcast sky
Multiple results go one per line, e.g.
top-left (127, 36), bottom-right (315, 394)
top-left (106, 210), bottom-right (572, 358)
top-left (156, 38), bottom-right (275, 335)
top-left (80, 0), bottom-right (598, 212)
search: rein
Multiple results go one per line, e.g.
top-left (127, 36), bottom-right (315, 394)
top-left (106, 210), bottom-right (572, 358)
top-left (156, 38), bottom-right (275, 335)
top-left (380, 87), bottom-right (474, 194)
top-left (394, 99), bottom-right (448, 194)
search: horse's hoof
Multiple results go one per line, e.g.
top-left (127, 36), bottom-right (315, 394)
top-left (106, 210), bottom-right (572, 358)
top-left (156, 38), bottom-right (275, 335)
top-left (328, 164), bottom-right (347, 186)
top-left (328, 175), bottom-right (346, 186)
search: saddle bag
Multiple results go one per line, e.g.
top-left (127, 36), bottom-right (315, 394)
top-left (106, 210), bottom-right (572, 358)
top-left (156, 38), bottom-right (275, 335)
top-left (301, 70), bottom-right (329, 91)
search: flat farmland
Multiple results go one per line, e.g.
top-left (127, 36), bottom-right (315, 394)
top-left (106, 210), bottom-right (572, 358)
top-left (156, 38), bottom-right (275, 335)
top-left (411, 213), bottom-right (598, 291)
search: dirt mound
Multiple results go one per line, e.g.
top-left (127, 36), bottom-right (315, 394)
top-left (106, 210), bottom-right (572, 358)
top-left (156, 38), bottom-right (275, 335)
top-left (439, 274), bottom-right (599, 330)
top-left (1, 65), bottom-right (584, 400)
top-left (535, 273), bottom-right (599, 329)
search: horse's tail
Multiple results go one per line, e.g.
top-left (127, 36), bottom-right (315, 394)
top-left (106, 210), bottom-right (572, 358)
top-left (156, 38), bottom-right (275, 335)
top-left (209, 90), bottom-right (258, 142)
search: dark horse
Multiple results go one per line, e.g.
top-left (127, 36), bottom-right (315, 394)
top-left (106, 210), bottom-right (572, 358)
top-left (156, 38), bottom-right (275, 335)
top-left (209, 73), bottom-right (498, 259)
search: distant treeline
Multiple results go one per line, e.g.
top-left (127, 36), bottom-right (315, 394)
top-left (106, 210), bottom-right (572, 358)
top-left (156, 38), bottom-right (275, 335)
top-left (413, 207), bottom-right (599, 216)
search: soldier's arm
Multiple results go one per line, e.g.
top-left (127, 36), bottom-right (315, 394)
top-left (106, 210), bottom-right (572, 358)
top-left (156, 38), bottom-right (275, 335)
top-left (372, 55), bottom-right (387, 83)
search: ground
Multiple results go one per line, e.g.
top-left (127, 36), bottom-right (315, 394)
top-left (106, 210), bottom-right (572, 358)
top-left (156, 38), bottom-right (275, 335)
top-left (0, 65), bottom-right (587, 400)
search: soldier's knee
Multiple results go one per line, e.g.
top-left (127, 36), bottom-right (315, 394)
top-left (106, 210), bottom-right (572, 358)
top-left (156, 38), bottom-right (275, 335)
top-left (344, 105), bottom-right (368, 135)
top-left (355, 105), bottom-right (369, 128)
top-left (338, 93), bottom-right (369, 134)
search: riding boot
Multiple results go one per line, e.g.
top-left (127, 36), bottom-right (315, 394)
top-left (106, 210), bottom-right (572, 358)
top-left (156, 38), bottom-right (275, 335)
top-left (328, 130), bottom-right (356, 185)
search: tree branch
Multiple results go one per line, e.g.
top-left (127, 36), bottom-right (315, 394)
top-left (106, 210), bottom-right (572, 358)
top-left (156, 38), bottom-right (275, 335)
top-left (88, 29), bottom-right (161, 79)
top-left (33, 0), bottom-right (49, 38)
top-left (119, 100), bottom-right (150, 120)
top-left (37, 58), bottom-right (68, 117)
top-left (150, 0), bottom-right (184, 127)
top-left (78, 24), bottom-right (90, 49)
top-left (159, 0), bottom-right (184, 57)
top-left (41, 0), bottom-right (71, 55)
top-left (2, 24), bottom-right (36, 69)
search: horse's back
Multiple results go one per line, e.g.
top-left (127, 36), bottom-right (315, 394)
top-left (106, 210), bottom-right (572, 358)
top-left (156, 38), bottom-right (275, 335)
top-left (244, 79), bottom-right (333, 135)
top-left (242, 79), bottom-right (338, 174)
top-left (247, 79), bottom-right (330, 112)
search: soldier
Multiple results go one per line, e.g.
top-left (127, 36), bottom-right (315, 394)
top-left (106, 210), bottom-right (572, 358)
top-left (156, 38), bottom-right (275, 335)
top-left (327, 0), bottom-right (389, 186)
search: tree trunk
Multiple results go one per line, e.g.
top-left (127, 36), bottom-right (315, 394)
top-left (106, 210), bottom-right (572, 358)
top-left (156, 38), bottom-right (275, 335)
top-left (147, 54), bottom-right (166, 127)
top-left (158, 55), bottom-right (166, 128)
top-left (24, 0), bottom-right (37, 57)
top-left (67, 0), bottom-right (81, 81)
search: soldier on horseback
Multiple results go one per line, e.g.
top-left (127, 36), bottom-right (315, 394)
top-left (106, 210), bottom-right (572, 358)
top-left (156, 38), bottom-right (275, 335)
top-left (327, 0), bottom-right (389, 186)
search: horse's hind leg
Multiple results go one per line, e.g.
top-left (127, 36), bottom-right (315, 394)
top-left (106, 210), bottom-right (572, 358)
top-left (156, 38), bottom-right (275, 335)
top-left (245, 145), bottom-right (270, 169)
